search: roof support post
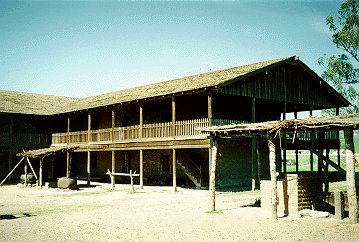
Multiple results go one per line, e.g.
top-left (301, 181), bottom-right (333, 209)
top-left (208, 92), bottom-right (212, 126)
top-left (140, 149), bottom-right (143, 189)
top-left (87, 111), bottom-right (91, 143)
top-left (139, 102), bottom-right (143, 139)
top-left (111, 109), bottom-right (115, 142)
top-left (336, 108), bottom-right (341, 167)
top-left (67, 114), bottom-right (71, 144)
top-left (24, 156), bottom-right (28, 187)
top-left (172, 148), bottom-right (177, 193)
top-left (344, 127), bottom-right (358, 223)
top-left (310, 107), bottom-right (314, 172)
top-left (209, 136), bottom-right (218, 211)
top-left (172, 96), bottom-right (176, 138)
top-left (251, 98), bottom-right (258, 190)
top-left (256, 136), bottom-right (261, 189)
top-left (282, 102), bottom-right (287, 174)
top-left (111, 151), bottom-right (115, 190)
top-left (66, 152), bottom-right (72, 178)
top-left (87, 151), bottom-right (91, 186)
top-left (9, 115), bottom-right (13, 147)
top-left (39, 157), bottom-right (43, 190)
top-left (268, 135), bottom-right (278, 219)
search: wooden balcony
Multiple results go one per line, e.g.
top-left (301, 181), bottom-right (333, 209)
top-left (52, 118), bottom-right (212, 145)
top-left (0, 132), bottom-right (51, 147)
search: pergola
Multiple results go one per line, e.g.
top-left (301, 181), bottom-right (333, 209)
top-left (14, 146), bottom-right (79, 188)
top-left (200, 114), bottom-right (358, 222)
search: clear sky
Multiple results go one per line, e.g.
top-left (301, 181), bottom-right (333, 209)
top-left (0, 0), bottom-right (344, 98)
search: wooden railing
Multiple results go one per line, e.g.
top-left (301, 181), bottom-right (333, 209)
top-left (52, 118), bottom-right (212, 145)
top-left (0, 133), bottom-right (51, 147)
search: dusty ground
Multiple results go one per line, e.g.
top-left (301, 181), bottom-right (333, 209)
top-left (0, 181), bottom-right (358, 242)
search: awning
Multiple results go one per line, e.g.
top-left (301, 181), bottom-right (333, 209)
top-left (17, 145), bottom-right (80, 159)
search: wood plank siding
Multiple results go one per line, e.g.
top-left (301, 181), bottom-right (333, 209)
top-left (221, 65), bottom-right (339, 109)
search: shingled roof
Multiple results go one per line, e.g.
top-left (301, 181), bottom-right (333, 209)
top-left (1, 56), bottom-right (349, 115)
top-left (56, 56), bottom-right (297, 113)
top-left (0, 90), bottom-right (78, 115)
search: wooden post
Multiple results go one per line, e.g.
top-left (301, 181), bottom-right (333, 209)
top-left (112, 109), bottom-right (115, 142)
top-left (282, 102), bottom-right (286, 121)
top-left (336, 108), bottom-right (340, 167)
top-left (268, 136), bottom-right (278, 219)
top-left (209, 136), bottom-right (218, 211)
top-left (130, 170), bottom-right (134, 192)
top-left (9, 116), bottom-right (13, 181)
top-left (294, 111), bottom-right (298, 173)
top-left (139, 102), bottom-right (143, 139)
top-left (334, 191), bottom-right (345, 220)
top-left (344, 127), bottom-right (358, 223)
top-left (87, 111), bottom-right (91, 143)
top-left (172, 96), bottom-right (176, 137)
top-left (172, 148), bottom-right (177, 192)
top-left (256, 136), bottom-right (261, 188)
top-left (87, 151), bottom-right (91, 186)
top-left (111, 151), bottom-right (115, 190)
top-left (66, 152), bottom-right (71, 178)
top-left (309, 108), bottom-right (314, 172)
top-left (207, 92), bottom-right (212, 126)
top-left (39, 157), bottom-right (43, 189)
top-left (140, 149), bottom-right (143, 189)
top-left (24, 156), bottom-right (28, 187)
top-left (324, 149), bottom-right (330, 193)
top-left (251, 98), bottom-right (257, 191)
top-left (67, 114), bottom-right (70, 144)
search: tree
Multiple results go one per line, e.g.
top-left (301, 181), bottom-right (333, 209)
top-left (319, 0), bottom-right (359, 114)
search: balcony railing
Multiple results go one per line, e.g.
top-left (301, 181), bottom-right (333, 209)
top-left (52, 118), bottom-right (212, 145)
top-left (0, 133), bottom-right (51, 147)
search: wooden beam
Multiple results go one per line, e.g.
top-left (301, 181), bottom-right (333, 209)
top-left (66, 152), bottom-right (71, 178)
top-left (24, 156), bottom-right (28, 187)
top-left (256, 136), bottom-right (261, 189)
top-left (268, 136), bottom-right (278, 219)
top-left (39, 157), bottom-right (43, 190)
top-left (209, 136), bottom-right (218, 211)
top-left (111, 150), bottom-right (115, 189)
top-left (111, 109), bottom-right (115, 142)
top-left (298, 141), bottom-right (347, 175)
top-left (67, 114), bottom-right (70, 144)
top-left (88, 111), bottom-right (91, 143)
top-left (344, 127), bottom-right (358, 223)
top-left (208, 92), bottom-right (212, 126)
top-left (87, 151), bottom-right (91, 185)
top-left (139, 102), bottom-right (143, 139)
top-left (140, 149), bottom-right (143, 189)
top-left (172, 96), bottom-right (176, 137)
top-left (1, 157), bottom-right (24, 186)
top-left (251, 98), bottom-right (257, 191)
top-left (172, 148), bottom-right (177, 192)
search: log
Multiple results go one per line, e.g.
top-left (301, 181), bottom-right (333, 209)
top-left (344, 127), bottom-right (358, 223)
top-left (172, 149), bottom-right (177, 192)
top-left (209, 137), bottom-right (218, 211)
top-left (268, 136), bottom-right (277, 219)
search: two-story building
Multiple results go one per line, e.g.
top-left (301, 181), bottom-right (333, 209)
top-left (1, 56), bottom-right (349, 188)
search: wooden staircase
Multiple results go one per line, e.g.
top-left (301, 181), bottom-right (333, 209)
top-left (177, 150), bottom-right (201, 188)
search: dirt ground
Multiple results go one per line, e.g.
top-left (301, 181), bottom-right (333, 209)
top-left (0, 181), bottom-right (358, 242)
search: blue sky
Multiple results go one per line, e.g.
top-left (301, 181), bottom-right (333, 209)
top-left (0, 0), bottom-right (344, 98)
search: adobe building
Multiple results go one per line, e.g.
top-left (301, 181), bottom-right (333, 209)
top-left (0, 56), bottom-right (349, 189)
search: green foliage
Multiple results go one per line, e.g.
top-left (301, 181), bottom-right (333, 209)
top-left (319, 0), bottom-right (359, 115)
